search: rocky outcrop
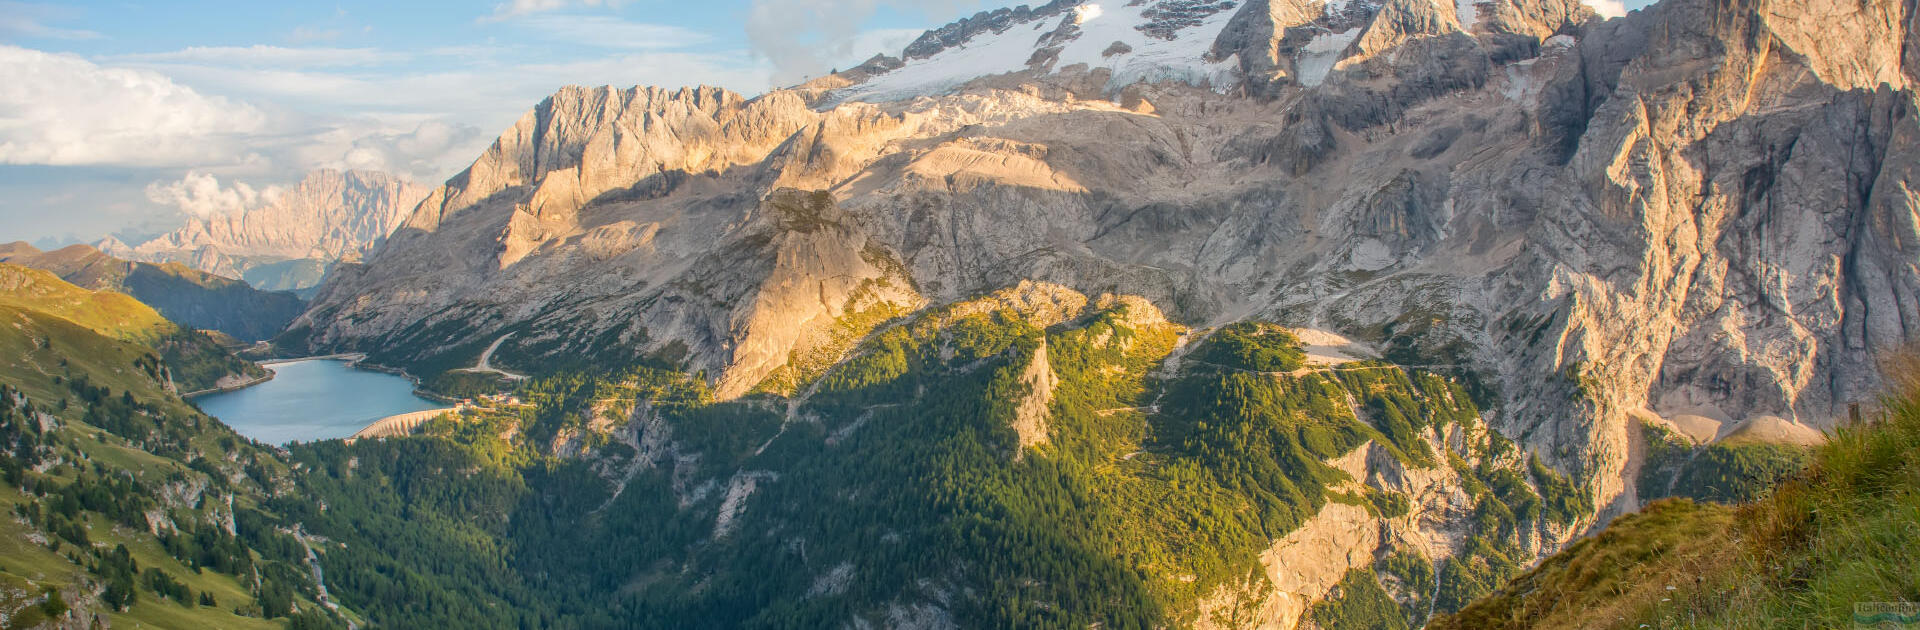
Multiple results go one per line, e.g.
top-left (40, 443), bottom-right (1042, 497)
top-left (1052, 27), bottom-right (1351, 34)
top-left (302, 0), bottom-right (1920, 624)
top-left (1011, 338), bottom-right (1057, 454)
top-left (126, 169), bottom-right (431, 290)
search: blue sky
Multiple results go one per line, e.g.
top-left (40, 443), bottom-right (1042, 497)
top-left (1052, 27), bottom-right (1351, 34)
top-left (0, 0), bottom-right (1654, 246)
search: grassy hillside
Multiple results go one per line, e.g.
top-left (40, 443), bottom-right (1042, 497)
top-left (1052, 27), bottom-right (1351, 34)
top-left (0, 263), bottom-right (264, 394)
top-left (0, 264), bottom-right (172, 342)
top-left (0, 242), bottom-right (306, 342)
top-left (1431, 376), bottom-right (1920, 629)
top-left (0, 309), bottom-right (350, 628)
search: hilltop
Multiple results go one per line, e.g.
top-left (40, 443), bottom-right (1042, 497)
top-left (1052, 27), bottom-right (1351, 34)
top-left (0, 242), bottom-right (305, 343)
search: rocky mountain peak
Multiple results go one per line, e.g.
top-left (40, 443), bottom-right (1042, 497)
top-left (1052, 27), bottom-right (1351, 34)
top-left (123, 168), bottom-right (431, 290)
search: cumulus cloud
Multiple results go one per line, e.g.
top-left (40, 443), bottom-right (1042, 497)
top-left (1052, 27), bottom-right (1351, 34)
top-left (745, 0), bottom-right (982, 86)
top-left (144, 172), bottom-right (284, 219)
top-left (0, 45), bottom-right (269, 167)
top-left (1584, 0), bottom-right (1627, 18)
top-left (302, 120), bottom-right (488, 183)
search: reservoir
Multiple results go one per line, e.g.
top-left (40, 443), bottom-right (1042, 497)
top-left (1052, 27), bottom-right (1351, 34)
top-left (194, 359), bottom-right (447, 445)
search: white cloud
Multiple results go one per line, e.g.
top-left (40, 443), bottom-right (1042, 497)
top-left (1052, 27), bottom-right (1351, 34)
top-left (838, 28), bottom-right (925, 68)
top-left (1584, 0), bottom-right (1627, 18)
top-left (143, 172), bottom-right (283, 219)
top-left (0, 45), bottom-right (269, 167)
top-left (297, 120), bottom-right (488, 183)
top-left (108, 46), bottom-right (400, 68)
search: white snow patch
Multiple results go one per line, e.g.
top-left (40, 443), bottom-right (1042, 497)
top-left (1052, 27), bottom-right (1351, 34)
top-left (1053, 0), bottom-right (1242, 89)
top-left (1348, 239), bottom-right (1396, 270)
top-left (1075, 3), bottom-right (1104, 24)
top-left (1583, 0), bottom-right (1627, 18)
top-left (839, 21), bottom-right (1048, 102)
top-left (1502, 63), bottom-right (1540, 101)
top-left (1503, 35), bottom-right (1578, 102)
top-left (1295, 29), bottom-right (1359, 87)
top-left (1454, 0), bottom-right (1481, 28)
top-left (838, 0), bottom-right (1241, 103)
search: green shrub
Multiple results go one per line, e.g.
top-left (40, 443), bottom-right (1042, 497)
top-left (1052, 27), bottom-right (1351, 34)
top-left (1672, 442), bottom-right (1810, 504)
top-left (1197, 323), bottom-right (1306, 372)
top-left (1311, 570), bottom-right (1411, 629)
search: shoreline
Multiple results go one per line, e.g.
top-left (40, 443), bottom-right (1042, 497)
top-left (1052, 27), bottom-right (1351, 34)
top-left (181, 370), bottom-right (277, 399)
top-left (258, 352), bottom-right (367, 366)
top-left (346, 359), bottom-right (465, 403)
top-left (190, 353), bottom-right (460, 404)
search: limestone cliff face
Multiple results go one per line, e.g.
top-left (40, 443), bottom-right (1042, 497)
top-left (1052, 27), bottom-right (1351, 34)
top-left (302, 0), bottom-right (1920, 624)
top-left (125, 169), bottom-right (431, 289)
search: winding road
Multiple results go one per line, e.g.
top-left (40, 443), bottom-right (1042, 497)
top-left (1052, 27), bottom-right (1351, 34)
top-left (458, 333), bottom-right (528, 381)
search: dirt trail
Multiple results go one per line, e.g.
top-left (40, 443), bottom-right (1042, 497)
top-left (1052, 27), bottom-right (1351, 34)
top-left (457, 333), bottom-right (528, 381)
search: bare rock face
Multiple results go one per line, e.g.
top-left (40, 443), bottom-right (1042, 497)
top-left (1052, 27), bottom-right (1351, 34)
top-left (127, 169), bottom-right (431, 290)
top-left (1011, 337), bottom-right (1058, 455)
top-left (302, 0), bottom-right (1920, 624)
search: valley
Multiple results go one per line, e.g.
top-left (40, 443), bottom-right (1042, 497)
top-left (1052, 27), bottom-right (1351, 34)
top-left (2, 0), bottom-right (1919, 626)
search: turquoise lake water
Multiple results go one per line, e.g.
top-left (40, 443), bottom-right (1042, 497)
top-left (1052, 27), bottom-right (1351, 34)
top-left (194, 359), bottom-right (445, 445)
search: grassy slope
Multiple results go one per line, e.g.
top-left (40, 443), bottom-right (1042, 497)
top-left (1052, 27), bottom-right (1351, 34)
top-left (0, 263), bottom-right (264, 393)
top-left (0, 262), bottom-right (344, 627)
top-left (0, 242), bottom-right (306, 342)
top-left (0, 325), bottom-right (335, 627)
top-left (0, 264), bottom-right (172, 342)
top-left (1432, 389), bottom-right (1920, 629)
top-left (0, 305), bottom-right (172, 407)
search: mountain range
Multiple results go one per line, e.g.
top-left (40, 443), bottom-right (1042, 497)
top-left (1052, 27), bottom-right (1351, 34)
top-left (103, 169), bottom-right (432, 293)
top-left (3, 0), bottom-right (1918, 626)
top-left (267, 0), bottom-right (1920, 624)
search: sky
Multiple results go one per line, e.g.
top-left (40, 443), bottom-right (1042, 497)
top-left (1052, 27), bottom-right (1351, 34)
top-left (0, 0), bottom-right (1654, 246)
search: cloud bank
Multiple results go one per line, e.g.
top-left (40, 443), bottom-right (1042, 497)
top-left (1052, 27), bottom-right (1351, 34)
top-left (144, 172), bottom-right (284, 219)
top-left (0, 46), bottom-right (269, 167)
